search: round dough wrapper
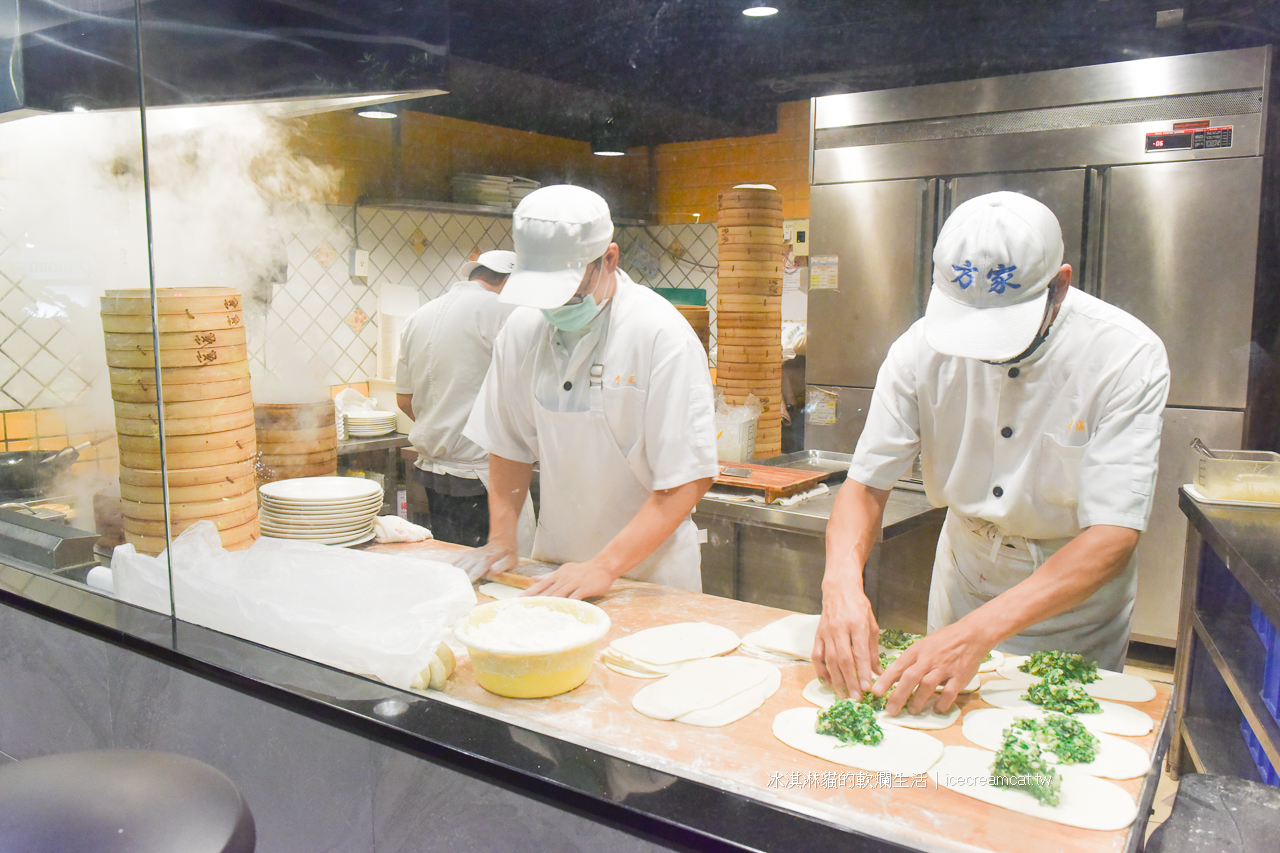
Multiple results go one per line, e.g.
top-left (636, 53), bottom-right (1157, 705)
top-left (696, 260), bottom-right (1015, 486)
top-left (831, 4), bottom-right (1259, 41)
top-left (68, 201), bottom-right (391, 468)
top-left (978, 679), bottom-right (1154, 737)
top-left (930, 745), bottom-right (1138, 831)
top-left (961, 708), bottom-right (1150, 779)
top-left (609, 622), bottom-right (740, 667)
top-left (677, 666), bottom-right (781, 727)
top-left (772, 706), bottom-right (944, 775)
top-left (632, 657), bottom-right (778, 721)
top-left (741, 613), bottom-right (819, 660)
top-left (801, 679), bottom-right (960, 730)
top-left (477, 582), bottom-right (525, 600)
top-left (995, 658), bottom-right (1157, 704)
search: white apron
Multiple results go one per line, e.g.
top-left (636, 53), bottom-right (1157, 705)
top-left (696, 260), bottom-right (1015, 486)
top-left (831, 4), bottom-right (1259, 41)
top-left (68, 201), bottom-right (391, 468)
top-left (926, 510), bottom-right (1135, 671)
top-left (528, 310), bottom-right (701, 592)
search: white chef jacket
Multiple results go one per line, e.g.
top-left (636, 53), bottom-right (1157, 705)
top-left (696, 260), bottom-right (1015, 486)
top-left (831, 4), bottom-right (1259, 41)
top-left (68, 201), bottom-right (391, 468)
top-left (465, 270), bottom-right (719, 490)
top-left (849, 287), bottom-right (1171, 540)
top-left (395, 280), bottom-right (515, 479)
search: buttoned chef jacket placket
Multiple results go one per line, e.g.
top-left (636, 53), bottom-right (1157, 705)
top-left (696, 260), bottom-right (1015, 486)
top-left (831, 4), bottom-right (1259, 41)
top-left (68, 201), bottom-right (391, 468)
top-left (529, 303), bottom-right (701, 592)
top-left (925, 358), bottom-right (1134, 672)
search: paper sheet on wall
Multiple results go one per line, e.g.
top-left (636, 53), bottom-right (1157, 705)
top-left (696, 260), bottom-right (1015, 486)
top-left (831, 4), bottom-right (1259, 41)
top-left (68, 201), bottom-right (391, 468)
top-left (809, 255), bottom-right (838, 291)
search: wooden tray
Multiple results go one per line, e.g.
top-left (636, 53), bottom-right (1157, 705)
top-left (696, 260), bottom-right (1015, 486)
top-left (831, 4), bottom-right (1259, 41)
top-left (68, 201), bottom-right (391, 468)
top-left (712, 460), bottom-right (831, 501)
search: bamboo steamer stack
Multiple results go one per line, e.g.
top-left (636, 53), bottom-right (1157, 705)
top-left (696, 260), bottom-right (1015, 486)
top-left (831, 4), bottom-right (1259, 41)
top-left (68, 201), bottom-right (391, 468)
top-left (716, 186), bottom-right (784, 459)
top-left (102, 287), bottom-right (259, 555)
top-left (255, 401), bottom-right (338, 484)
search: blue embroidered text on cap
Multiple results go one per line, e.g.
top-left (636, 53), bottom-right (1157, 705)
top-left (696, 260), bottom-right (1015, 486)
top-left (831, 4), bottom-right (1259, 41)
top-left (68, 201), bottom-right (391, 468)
top-left (987, 264), bottom-right (1020, 294)
top-left (951, 261), bottom-right (978, 290)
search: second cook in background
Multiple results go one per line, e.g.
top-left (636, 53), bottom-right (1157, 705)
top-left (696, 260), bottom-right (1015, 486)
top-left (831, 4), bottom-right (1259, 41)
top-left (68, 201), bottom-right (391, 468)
top-left (816, 192), bottom-right (1171, 716)
top-left (462, 185), bottom-right (718, 597)
top-left (396, 250), bottom-right (534, 551)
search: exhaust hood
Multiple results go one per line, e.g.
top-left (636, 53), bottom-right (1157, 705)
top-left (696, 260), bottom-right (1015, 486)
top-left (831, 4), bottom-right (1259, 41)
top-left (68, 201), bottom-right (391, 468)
top-left (2, 0), bottom-right (448, 119)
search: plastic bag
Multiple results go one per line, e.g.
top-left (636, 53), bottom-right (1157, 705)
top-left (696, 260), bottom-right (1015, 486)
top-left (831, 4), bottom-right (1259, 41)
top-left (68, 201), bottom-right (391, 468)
top-left (111, 522), bottom-right (476, 689)
top-left (715, 392), bottom-right (763, 462)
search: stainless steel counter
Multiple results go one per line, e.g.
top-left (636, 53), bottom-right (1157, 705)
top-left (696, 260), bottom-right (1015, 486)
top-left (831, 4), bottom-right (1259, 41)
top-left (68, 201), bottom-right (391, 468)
top-left (695, 479), bottom-right (945, 629)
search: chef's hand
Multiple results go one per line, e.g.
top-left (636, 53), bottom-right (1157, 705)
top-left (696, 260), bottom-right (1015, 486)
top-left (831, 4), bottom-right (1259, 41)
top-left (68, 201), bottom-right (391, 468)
top-left (812, 587), bottom-right (881, 700)
top-left (873, 621), bottom-right (986, 716)
top-left (453, 540), bottom-right (519, 583)
top-left (524, 560), bottom-right (614, 600)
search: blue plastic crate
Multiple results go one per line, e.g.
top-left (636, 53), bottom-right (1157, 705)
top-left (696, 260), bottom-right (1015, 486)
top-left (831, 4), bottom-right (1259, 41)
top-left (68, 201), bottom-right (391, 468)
top-left (1240, 719), bottom-right (1280, 787)
top-left (1254, 605), bottom-right (1280, 727)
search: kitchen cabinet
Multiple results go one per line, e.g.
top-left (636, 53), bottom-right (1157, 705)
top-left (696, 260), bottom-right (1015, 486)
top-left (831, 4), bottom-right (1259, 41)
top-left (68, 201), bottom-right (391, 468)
top-left (1169, 488), bottom-right (1280, 783)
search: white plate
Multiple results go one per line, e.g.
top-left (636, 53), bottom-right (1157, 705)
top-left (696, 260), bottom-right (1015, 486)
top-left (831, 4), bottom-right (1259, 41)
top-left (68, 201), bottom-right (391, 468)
top-left (259, 477), bottom-right (381, 502)
top-left (1183, 483), bottom-right (1280, 509)
top-left (259, 525), bottom-right (375, 544)
top-left (258, 502), bottom-right (378, 514)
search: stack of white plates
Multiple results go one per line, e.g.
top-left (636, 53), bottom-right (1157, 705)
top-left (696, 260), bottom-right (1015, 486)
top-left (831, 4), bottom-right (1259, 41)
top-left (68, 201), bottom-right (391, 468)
top-left (258, 477), bottom-right (382, 546)
top-left (344, 410), bottom-right (397, 437)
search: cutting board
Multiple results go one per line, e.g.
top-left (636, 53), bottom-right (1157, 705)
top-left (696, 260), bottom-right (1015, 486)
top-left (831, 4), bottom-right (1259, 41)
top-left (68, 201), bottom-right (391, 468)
top-left (714, 461), bottom-right (830, 502)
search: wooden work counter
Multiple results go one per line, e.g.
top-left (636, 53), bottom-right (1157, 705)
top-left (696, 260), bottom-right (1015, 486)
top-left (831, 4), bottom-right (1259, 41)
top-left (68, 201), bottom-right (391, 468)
top-left (367, 540), bottom-right (1174, 853)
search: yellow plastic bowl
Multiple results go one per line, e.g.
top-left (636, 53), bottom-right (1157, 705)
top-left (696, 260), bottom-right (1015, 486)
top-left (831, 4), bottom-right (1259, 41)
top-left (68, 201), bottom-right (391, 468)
top-left (454, 597), bottom-right (611, 698)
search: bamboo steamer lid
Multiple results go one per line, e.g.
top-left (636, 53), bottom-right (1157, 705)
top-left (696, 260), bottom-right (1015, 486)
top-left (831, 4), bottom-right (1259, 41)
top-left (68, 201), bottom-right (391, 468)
top-left (718, 345), bottom-right (783, 361)
top-left (719, 225), bottom-right (784, 245)
top-left (255, 426), bottom-right (339, 445)
top-left (258, 460), bottom-right (339, 481)
top-left (100, 310), bottom-right (244, 335)
top-left (119, 461), bottom-right (256, 488)
top-left (254, 401), bottom-right (335, 428)
top-left (120, 443), bottom-right (256, 471)
top-left (115, 407), bottom-right (256, 438)
top-left (717, 294), bottom-right (780, 312)
top-left (716, 313), bottom-right (782, 328)
top-left (121, 489), bottom-right (257, 522)
top-left (717, 245), bottom-right (784, 262)
top-left (101, 288), bottom-right (244, 315)
top-left (118, 423), bottom-right (257, 454)
top-left (125, 518), bottom-right (259, 555)
top-left (119, 474), bottom-right (257, 504)
top-left (104, 326), bottom-right (247, 351)
top-left (257, 449), bottom-right (338, 465)
top-left (716, 365), bottom-right (782, 381)
top-left (109, 362), bottom-right (250, 386)
top-left (716, 210), bottom-right (783, 228)
top-left (105, 343), bottom-right (247, 370)
top-left (108, 376), bottom-right (252, 404)
top-left (250, 439), bottom-right (336, 456)
top-left (717, 260), bottom-right (783, 276)
top-left (714, 279), bottom-right (782, 297)
top-left (718, 188), bottom-right (783, 208)
top-left (114, 393), bottom-right (255, 422)
top-left (122, 502), bottom-right (259, 535)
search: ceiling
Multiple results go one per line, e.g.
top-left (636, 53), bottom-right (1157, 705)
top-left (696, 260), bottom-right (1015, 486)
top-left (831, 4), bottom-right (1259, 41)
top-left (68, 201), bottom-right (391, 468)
top-left (412, 0), bottom-right (1280, 146)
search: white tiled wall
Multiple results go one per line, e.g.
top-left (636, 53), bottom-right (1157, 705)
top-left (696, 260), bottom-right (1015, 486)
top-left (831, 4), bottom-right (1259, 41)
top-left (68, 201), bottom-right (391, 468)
top-left (0, 199), bottom-right (720, 415)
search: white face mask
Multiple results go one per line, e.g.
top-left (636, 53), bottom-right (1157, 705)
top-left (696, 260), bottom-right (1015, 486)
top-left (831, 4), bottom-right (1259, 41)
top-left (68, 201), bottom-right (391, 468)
top-left (541, 261), bottom-right (607, 331)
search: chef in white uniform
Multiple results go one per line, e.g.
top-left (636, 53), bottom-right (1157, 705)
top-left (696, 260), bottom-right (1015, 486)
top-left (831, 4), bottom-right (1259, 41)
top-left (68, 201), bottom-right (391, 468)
top-left (395, 250), bottom-right (534, 551)
top-left (815, 191), bottom-right (1170, 716)
top-left (462, 185), bottom-right (718, 597)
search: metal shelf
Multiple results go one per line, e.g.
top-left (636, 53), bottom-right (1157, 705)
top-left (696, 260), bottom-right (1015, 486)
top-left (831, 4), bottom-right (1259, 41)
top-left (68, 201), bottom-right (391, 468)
top-left (1193, 608), bottom-right (1280, 773)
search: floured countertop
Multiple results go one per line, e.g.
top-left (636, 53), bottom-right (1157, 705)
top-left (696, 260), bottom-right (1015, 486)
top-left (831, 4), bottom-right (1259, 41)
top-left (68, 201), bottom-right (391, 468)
top-left (362, 540), bottom-right (1170, 853)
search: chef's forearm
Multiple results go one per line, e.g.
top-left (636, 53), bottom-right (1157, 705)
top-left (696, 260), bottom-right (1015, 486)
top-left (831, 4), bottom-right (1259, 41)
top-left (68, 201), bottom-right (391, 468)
top-left (487, 454), bottom-right (533, 546)
top-left (822, 480), bottom-right (890, 596)
top-left (957, 524), bottom-right (1140, 649)
top-left (592, 477), bottom-right (713, 579)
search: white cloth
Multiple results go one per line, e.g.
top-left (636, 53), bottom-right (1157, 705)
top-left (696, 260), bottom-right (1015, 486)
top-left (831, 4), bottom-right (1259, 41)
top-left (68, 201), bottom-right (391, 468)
top-left (465, 270), bottom-right (718, 590)
top-left (850, 287), bottom-right (1169, 657)
top-left (372, 516), bottom-right (432, 544)
top-left (395, 280), bottom-right (514, 480)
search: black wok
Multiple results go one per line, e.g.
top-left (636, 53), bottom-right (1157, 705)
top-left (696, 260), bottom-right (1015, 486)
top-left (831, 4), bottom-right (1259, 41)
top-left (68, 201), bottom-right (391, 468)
top-left (0, 448), bottom-right (80, 494)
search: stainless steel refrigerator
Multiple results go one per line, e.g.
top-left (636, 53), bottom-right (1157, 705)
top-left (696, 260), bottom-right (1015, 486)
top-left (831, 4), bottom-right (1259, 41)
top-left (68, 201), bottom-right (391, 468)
top-left (805, 46), bottom-right (1279, 645)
